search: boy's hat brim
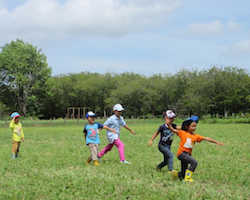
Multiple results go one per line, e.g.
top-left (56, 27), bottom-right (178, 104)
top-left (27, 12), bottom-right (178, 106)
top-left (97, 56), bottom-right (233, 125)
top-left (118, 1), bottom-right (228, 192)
top-left (165, 110), bottom-right (176, 118)
top-left (86, 111), bottom-right (96, 118)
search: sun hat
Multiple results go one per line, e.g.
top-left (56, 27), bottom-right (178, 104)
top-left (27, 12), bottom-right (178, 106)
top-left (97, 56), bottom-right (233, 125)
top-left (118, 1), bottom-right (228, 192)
top-left (188, 115), bottom-right (199, 123)
top-left (10, 112), bottom-right (20, 119)
top-left (113, 104), bottom-right (124, 111)
top-left (86, 111), bottom-right (96, 118)
top-left (165, 110), bottom-right (176, 119)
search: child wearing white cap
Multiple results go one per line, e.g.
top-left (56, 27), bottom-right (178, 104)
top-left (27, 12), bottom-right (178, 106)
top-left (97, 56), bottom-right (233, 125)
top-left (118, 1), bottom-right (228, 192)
top-left (98, 104), bottom-right (136, 164)
top-left (9, 112), bottom-right (24, 159)
top-left (148, 110), bottom-right (178, 176)
top-left (84, 111), bottom-right (116, 166)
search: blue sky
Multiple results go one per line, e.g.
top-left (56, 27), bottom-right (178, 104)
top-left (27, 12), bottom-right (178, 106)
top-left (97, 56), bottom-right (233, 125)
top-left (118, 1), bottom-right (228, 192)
top-left (0, 0), bottom-right (249, 76)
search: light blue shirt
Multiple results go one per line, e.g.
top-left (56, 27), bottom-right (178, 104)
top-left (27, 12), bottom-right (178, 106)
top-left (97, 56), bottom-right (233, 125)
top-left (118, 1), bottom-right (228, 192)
top-left (83, 122), bottom-right (103, 144)
top-left (104, 114), bottom-right (126, 143)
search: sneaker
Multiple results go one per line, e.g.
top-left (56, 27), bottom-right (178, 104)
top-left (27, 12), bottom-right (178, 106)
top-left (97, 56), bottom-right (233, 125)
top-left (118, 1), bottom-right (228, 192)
top-left (169, 170), bottom-right (178, 179)
top-left (156, 167), bottom-right (161, 172)
top-left (86, 157), bottom-right (92, 165)
top-left (97, 155), bottom-right (102, 162)
top-left (120, 160), bottom-right (131, 164)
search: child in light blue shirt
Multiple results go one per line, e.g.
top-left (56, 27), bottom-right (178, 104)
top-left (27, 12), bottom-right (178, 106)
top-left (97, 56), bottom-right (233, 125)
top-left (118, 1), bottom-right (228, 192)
top-left (98, 104), bottom-right (136, 164)
top-left (84, 111), bottom-right (115, 166)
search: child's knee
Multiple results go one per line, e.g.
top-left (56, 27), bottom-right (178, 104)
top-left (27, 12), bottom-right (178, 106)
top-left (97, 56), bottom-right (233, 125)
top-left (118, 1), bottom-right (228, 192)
top-left (119, 142), bottom-right (124, 149)
top-left (191, 160), bottom-right (198, 170)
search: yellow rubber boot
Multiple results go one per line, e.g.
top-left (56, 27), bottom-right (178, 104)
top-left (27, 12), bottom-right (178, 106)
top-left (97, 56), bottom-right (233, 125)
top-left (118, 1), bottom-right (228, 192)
top-left (93, 160), bottom-right (100, 166)
top-left (184, 169), bottom-right (194, 182)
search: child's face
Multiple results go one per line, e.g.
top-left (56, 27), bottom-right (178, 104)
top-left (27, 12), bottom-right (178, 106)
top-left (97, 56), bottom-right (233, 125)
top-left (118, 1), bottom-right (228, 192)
top-left (14, 117), bottom-right (20, 124)
top-left (114, 111), bottom-right (122, 117)
top-left (87, 117), bottom-right (95, 124)
top-left (188, 122), bottom-right (197, 133)
top-left (165, 117), bottom-right (175, 124)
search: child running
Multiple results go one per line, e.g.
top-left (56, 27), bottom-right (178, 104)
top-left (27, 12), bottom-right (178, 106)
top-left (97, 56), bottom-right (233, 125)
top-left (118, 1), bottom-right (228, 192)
top-left (168, 117), bottom-right (223, 182)
top-left (9, 112), bottom-right (24, 159)
top-left (148, 110), bottom-right (178, 176)
top-left (98, 104), bottom-right (136, 164)
top-left (84, 111), bottom-right (116, 166)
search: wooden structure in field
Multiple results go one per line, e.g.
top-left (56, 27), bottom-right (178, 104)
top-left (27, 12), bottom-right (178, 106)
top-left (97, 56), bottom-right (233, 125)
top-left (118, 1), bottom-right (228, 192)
top-left (66, 107), bottom-right (87, 119)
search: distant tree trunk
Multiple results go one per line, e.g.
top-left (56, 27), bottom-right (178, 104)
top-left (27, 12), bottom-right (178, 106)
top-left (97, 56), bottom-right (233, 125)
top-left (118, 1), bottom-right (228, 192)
top-left (17, 85), bottom-right (27, 116)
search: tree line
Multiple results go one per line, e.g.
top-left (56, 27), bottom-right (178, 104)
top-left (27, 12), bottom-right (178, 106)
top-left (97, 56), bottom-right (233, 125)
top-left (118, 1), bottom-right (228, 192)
top-left (0, 40), bottom-right (250, 119)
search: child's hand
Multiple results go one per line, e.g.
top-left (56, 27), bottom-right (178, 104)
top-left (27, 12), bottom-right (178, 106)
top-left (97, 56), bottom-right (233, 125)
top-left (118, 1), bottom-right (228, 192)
top-left (21, 138), bottom-right (24, 142)
top-left (217, 142), bottom-right (224, 146)
top-left (148, 139), bottom-right (153, 146)
top-left (130, 130), bottom-right (136, 135)
top-left (111, 129), bottom-right (116, 134)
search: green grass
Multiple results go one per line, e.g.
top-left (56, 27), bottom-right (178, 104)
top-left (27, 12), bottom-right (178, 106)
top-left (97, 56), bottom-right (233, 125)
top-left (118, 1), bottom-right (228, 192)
top-left (0, 120), bottom-right (249, 200)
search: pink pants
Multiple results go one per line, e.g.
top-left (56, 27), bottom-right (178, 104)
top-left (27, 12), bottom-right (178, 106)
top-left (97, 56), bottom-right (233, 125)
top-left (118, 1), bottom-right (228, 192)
top-left (98, 138), bottom-right (125, 161)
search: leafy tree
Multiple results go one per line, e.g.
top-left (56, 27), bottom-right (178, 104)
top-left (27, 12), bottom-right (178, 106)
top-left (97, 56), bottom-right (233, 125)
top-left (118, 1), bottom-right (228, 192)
top-left (0, 39), bottom-right (51, 116)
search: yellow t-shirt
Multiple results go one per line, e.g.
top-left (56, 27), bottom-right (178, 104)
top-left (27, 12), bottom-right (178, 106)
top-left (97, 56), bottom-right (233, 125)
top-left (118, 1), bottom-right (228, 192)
top-left (9, 119), bottom-right (24, 142)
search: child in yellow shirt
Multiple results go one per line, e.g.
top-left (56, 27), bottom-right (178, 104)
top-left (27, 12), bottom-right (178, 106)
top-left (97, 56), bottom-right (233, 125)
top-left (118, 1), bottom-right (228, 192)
top-left (9, 112), bottom-right (24, 159)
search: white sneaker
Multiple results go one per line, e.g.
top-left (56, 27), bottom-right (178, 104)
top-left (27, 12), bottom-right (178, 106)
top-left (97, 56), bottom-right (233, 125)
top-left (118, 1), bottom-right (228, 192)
top-left (120, 160), bottom-right (131, 164)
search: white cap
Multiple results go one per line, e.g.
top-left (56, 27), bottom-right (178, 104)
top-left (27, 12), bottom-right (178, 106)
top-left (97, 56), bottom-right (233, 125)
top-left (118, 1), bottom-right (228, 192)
top-left (113, 104), bottom-right (124, 111)
top-left (86, 111), bottom-right (96, 118)
top-left (166, 110), bottom-right (176, 118)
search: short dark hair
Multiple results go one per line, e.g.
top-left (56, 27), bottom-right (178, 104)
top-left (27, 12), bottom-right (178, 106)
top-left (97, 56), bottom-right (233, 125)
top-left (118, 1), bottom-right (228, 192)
top-left (181, 119), bottom-right (194, 131)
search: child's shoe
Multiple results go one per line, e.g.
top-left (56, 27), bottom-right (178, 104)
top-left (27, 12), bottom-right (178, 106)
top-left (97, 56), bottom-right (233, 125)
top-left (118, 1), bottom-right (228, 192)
top-left (156, 166), bottom-right (161, 172)
top-left (169, 170), bottom-right (178, 179)
top-left (184, 169), bottom-right (194, 182)
top-left (120, 160), bottom-right (131, 164)
top-left (11, 154), bottom-right (16, 159)
top-left (97, 156), bottom-right (102, 162)
top-left (86, 157), bottom-right (92, 165)
top-left (93, 160), bottom-right (100, 166)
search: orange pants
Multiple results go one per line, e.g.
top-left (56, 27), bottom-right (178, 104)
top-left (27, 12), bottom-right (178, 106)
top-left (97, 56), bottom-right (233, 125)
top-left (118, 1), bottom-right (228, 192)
top-left (12, 141), bottom-right (21, 154)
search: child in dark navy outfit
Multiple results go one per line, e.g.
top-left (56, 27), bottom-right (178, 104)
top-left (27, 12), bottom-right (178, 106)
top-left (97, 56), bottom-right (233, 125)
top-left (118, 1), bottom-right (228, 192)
top-left (149, 110), bottom-right (178, 176)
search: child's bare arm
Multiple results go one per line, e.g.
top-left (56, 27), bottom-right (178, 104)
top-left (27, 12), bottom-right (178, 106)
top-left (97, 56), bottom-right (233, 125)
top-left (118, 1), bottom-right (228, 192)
top-left (103, 125), bottom-right (116, 134)
top-left (124, 125), bottom-right (136, 135)
top-left (148, 131), bottom-right (159, 146)
top-left (168, 124), bottom-right (179, 134)
top-left (203, 137), bottom-right (224, 145)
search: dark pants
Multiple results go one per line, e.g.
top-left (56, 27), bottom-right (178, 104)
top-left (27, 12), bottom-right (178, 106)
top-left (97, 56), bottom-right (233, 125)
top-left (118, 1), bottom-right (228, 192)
top-left (157, 143), bottom-right (173, 171)
top-left (177, 152), bottom-right (198, 180)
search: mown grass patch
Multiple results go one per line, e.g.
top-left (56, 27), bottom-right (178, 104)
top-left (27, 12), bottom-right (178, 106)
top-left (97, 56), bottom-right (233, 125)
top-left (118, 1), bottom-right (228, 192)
top-left (0, 120), bottom-right (249, 199)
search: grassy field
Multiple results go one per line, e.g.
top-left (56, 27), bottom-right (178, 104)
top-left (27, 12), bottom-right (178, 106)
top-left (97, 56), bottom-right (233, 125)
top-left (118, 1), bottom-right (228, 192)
top-left (0, 119), bottom-right (249, 200)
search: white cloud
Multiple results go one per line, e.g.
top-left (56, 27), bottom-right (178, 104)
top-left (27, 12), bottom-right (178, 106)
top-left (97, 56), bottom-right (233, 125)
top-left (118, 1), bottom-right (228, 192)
top-left (185, 20), bottom-right (242, 38)
top-left (227, 21), bottom-right (241, 32)
top-left (232, 40), bottom-right (250, 54)
top-left (0, 0), bottom-right (181, 41)
top-left (187, 20), bottom-right (224, 36)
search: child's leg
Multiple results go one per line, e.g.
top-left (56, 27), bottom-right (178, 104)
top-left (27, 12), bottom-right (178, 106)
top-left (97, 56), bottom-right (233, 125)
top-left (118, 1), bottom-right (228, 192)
top-left (187, 155), bottom-right (198, 172)
top-left (180, 160), bottom-right (188, 180)
top-left (12, 141), bottom-right (18, 158)
top-left (16, 142), bottom-right (21, 157)
top-left (113, 138), bottom-right (125, 161)
top-left (178, 152), bottom-right (198, 180)
top-left (89, 143), bottom-right (98, 161)
top-left (178, 153), bottom-right (189, 180)
top-left (180, 152), bottom-right (198, 172)
top-left (157, 144), bottom-right (173, 170)
top-left (98, 143), bottom-right (114, 158)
